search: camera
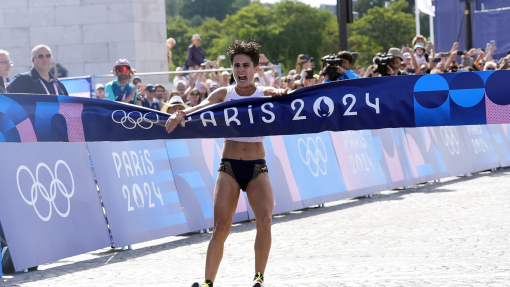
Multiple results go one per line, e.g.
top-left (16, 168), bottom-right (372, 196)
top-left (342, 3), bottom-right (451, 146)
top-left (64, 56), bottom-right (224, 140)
top-left (372, 53), bottom-right (395, 76)
top-left (321, 55), bottom-right (343, 77)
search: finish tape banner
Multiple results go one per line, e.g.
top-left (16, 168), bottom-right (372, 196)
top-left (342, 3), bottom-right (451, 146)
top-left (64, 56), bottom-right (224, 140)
top-left (0, 70), bottom-right (509, 143)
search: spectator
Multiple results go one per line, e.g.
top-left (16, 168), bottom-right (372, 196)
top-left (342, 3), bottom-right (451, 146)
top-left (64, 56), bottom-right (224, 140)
top-left (154, 84), bottom-right (168, 104)
top-left (95, 83), bottom-right (105, 99)
top-left (186, 88), bottom-right (201, 107)
top-left (161, 95), bottom-right (189, 114)
top-left (173, 67), bottom-right (187, 86)
top-left (141, 84), bottom-right (160, 110)
top-left (322, 51), bottom-right (360, 83)
top-left (167, 37), bottom-right (176, 67)
top-left (219, 71), bottom-right (230, 87)
top-left (7, 45), bottom-right (68, 95)
top-left (484, 61), bottom-right (497, 71)
top-left (383, 48), bottom-right (406, 76)
top-left (419, 64), bottom-right (429, 74)
top-left (104, 59), bottom-right (140, 105)
top-left (132, 76), bottom-right (142, 86)
top-left (0, 50), bottom-right (12, 93)
top-left (413, 43), bottom-right (427, 66)
top-left (208, 82), bottom-right (219, 94)
top-left (198, 81), bottom-right (208, 101)
top-left (403, 52), bottom-right (413, 71)
top-left (186, 34), bottom-right (204, 70)
top-left (355, 66), bottom-right (365, 77)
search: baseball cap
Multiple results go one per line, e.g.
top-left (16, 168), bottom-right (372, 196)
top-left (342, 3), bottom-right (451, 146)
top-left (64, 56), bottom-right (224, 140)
top-left (403, 52), bottom-right (411, 60)
top-left (95, 83), bottom-right (104, 89)
top-left (387, 48), bottom-right (404, 61)
top-left (209, 82), bottom-right (219, 89)
top-left (192, 34), bottom-right (201, 41)
top-left (146, 84), bottom-right (155, 92)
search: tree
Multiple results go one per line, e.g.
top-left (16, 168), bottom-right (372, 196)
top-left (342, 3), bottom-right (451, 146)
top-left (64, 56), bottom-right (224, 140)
top-left (178, 0), bottom-right (250, 22)
top-left (165, 0), bottom-right (180, 17)
top-left (349, 0), bottom-right (415, 67)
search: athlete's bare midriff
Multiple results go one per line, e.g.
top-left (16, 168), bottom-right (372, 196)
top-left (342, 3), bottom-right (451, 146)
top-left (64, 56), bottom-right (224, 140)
top-left (222, 140), bottom-right (265, 160)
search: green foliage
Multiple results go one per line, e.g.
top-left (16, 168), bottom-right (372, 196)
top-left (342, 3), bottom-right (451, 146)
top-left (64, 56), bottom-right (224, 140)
top-left (177, 0), bottom-right (251, 22)
top-left (166, 0), bottom-right (422, 73)
top-left (349, 0), bottom-right (415, 67)
top-left (165, 0), bottom-right (179, 17)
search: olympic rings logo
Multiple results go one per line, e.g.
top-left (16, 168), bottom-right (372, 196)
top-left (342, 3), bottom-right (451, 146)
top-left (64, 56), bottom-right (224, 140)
top-left (440, 126), bottom-right (460, 155)
top-left (112, 110), bottom-right (159, 129)
top-left (298, 136), bottom-right (327, 177)
top-left (16, 160), bottom-right (75, 222)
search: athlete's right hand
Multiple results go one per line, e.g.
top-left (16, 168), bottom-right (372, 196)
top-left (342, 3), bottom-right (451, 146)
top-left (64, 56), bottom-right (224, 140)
top-left (165, 109), bottom-right (185, 133)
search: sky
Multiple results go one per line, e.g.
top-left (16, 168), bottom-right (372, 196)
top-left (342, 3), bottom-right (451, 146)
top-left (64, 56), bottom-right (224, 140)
top-left (259, 0), bottom-right (337, 8)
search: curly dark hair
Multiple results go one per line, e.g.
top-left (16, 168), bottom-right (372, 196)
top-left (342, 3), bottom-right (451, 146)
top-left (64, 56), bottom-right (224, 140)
top-left (227, 40), bottom-right (261, 67)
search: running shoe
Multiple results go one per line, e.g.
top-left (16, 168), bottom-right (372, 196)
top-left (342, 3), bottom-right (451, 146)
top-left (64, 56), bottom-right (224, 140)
top-left (252, 272), bottom-right (264, 287)
top-left (191, 282), bottom-right (211, 287)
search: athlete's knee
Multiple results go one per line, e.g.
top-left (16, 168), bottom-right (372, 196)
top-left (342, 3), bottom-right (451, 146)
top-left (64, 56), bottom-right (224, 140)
top-left (256, 214), bottom-right (272, 231)
top-left (212, 221), bottom-right (231, 240)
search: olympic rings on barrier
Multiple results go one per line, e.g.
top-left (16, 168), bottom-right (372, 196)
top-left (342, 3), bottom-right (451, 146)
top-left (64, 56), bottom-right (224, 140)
top-left (298, 136), bottom-right (328, 177)
top-left (112, 110), bottom-right (159, 130)
top-left (440, 126), bottom-right (460, 155)
top-left (16, 160), bottom-right (75, 222)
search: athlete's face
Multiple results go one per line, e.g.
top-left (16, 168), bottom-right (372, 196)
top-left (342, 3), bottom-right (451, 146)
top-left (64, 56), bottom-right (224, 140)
top-left (232, 54), bottom-right (258, 88)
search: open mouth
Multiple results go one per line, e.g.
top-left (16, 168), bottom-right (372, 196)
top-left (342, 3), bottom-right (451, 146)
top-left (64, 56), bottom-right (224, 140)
top-left (238, 75), bottom-right (247, 82)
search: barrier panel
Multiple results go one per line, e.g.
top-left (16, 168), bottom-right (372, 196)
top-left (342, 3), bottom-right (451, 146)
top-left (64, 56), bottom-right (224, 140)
top-left (460, 125), bottom-right (500, 172)
top-left (487, 124), bottom-right (510, 167)
top-left (87, 140), bottom-right (189, 247)
top-left (0, 143), bottom-right (111, 271)
top-left (1, 125), bottom-right (510, 271)
top-left (431, 126), bottom-right (475, 177)
top-left (165, 139), bottom-right (249, 231)
top-left (59, 76), bottom-right (93, 98)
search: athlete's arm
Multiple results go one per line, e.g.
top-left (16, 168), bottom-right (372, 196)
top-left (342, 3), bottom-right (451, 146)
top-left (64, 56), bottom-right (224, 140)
top-left (165, 87), bottom-right (227, 133)
top-left (263, 87), bottom-right (289, 97)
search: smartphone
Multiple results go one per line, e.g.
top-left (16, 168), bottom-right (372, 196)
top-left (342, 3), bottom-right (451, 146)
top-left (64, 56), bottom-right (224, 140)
top-left (456, 51), bottom-right (465, 56)
top-left (300, 55), bottom-right (310, 60)
top-left (305, 70), bottom-right (313, 79)
top-left (428, 41), bottom-right (432, 45)
top-left (441, 52), bottom-right (449, 57)
top-left (309, 57), bottom-right (315, 62)
top-left (404, 43), bottom-right (409, 47)
top-left (407, 68), bottom-right (416, 73)
top-left (219, 55), bottom-right (226, 60)
top-left (433, 57), bottom-right (441, 63)
top-left (490, 40), bottom-right (496, 46)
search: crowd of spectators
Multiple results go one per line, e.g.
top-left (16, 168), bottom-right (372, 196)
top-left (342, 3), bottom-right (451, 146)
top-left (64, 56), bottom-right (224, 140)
top-left (1, 34), bottom-right (507, 114)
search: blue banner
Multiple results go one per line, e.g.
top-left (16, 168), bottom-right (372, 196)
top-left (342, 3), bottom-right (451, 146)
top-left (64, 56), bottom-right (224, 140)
top-left (0, 142), bottom-right (111, 271)
top-left (0, 71), bottom-right (509, 143)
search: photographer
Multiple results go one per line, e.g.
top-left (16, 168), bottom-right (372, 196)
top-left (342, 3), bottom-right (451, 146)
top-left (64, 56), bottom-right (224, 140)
top-left (321, 51), bottom-right (360, 83)
top-left (372, 48), bottom-right (407, 76)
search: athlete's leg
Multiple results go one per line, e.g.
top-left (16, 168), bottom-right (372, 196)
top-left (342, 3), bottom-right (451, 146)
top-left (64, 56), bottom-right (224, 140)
top-left (204, 172), bottom-right (241, 282)
top-left (246, 173), bottom-right (274, 275)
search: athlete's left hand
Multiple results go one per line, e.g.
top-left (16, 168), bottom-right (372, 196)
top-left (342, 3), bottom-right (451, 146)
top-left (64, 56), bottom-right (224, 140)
top-left (266, 88), bottom-right (289, 97)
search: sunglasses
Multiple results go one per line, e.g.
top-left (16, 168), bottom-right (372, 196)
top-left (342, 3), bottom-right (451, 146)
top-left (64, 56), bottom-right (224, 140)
top-left (35, 54), bottom-right (52, 59)
top-left (486, 67), bottom-right (496, 70)
top-left (116, 66), bottom-right (131, 73)
top-left (190, 93), bottom-right (200, 96)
